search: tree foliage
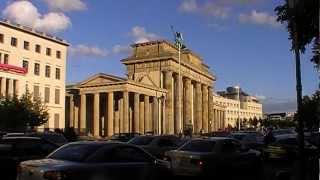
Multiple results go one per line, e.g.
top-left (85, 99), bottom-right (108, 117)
top-left (0, 91), bottom-right (49, 132)
top-left (301, 91), bottom-right (320, 130)
top-left (275, 0), bottom-right (319, 67)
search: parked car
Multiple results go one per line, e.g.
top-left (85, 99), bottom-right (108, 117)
top-left (28, 132), bottom-right (68, 146)
top-left (0, 137), bottom-right (60, 180)
top-left (128, 135), bottom-right (186, 159)
top-left (228, 132), bottom-right (264, 151)
top-left (17, 141), bottom-right (171, 180)
top-left (3, 132), bottom-right (26, 137)
top-left (109, 133), bottom-right (141, 142)
top-left (272, 129), bottom-right (296, 137)
top-left (202, 131), bottom-right (230, 137)
top-left (263, 135), bottom-right (318, 161)
top-left (166, 137), bottom-right (262, 178)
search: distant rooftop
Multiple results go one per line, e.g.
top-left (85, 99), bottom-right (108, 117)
top-left (0, 19), bottom-right (69, 46)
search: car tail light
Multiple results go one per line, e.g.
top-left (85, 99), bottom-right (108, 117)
top-left (190, 159), bottom-right (204, 166)
top-left (43, 171), bottom-right (66, 180)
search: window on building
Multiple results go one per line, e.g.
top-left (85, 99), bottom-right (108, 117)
top-left (46, 48), bottom-right (51, 56)
top-left (11, 37), bottom-right (17, 47)
top-left (45, 65), bottom-right (51, 78)
top-left (33, 85), bottom-right (40, 100)
top-left (55, 68), bottom-right (61, 80)
top-left (55, 89), bottom-right (60, 104)
top-left (0, 34), bottom-right (3, 43)
top-left (56, 51), bottom-right (61, 59)
top-left (44, 87), bottom-right (50, 103)
top-left (4, 54), bottom-right (9, 64)
top-left (24, 41), bottom-right (30, 50)
top-left (22, 60), bottom-right (29, 71)
top-left (34, 63), bottom-right (40, 75)
top-left (35, 44), bottom-right (41, 53)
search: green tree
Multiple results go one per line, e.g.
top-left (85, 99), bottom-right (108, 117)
top-left (300, 91), bottom-right (320, 130)
top-left (0, 91), bottom-right (49, 132)
top-left (275, 0), bottom-right (319, 68)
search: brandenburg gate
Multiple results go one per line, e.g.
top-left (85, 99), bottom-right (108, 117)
top-left (66, 40), bottom-right (217, 137)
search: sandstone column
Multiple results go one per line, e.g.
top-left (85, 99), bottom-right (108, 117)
top-left (8, 78), bottom-right (14, 97)
top-left (202, 85), bottom-right (209, 133)
top-left (69, 95), bottom-right (74, 127)
top-left (184, 78), bottom-right (192, 128)
top-left (123, 91), bottom-right (129, 133)
top-left (144, 95), bottom-right (150, 133)
top-left (80, 94), bottom-right (86, 134)
top-left (139, 100), bottom-right (145, 133)
top-left (153, 96), bottom-right (158, 134)
top-left (107, 92), bottom-right (114, 136)
top-left (0, 77), bottom-right (5, 97)
top-left (208, 87), bottom-right (213, 132)
top-left (174, 75), bottom-right (182, 134)
top-left (164, 71), bottom-right (173, 134)
top-left (93, 93), bottom-right (100, 137)
top-left (74, 97), bottom-right (79, 130)
top-left (195, 82), bottom-right (202, 133)
top-left (118, 98), bottom-right (123, 133)
top-left (14, 80), bottom-right (18, 96)
top-left (133, 93), bottom-right (140, 133)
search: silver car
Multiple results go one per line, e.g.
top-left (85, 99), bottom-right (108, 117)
top-left (17, 141), bottom-right (171, 180)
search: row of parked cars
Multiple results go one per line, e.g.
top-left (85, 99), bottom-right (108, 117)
top-left (1, 129), bottom-right (319, 180)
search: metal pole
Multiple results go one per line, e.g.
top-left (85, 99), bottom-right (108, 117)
top-left (178, 44), bottom-right (182, 133)
top-left (237, 88), bottom-right (241, 131)
top-left (293, 21), bottom-right (305, 180)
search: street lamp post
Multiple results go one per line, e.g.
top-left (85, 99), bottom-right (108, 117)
top-left (288, 0), bottom-right (305, 179)
top-left (234, 86), bottom-right (241, 131)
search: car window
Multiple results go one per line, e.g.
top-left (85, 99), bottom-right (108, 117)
top-left (129, 136), bottom-right (155, 145)
top-left (157, 138), bottom-right (176, 147)
top-left (221, 140), bottom-right (241, 153)
top-left (48, 144), bottom-right (103, 162)
top-left (107, 146), bottom-right (151, 163)
top-left (180, 140), bottom-right (215, 152)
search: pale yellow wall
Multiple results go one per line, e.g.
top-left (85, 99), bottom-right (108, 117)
top-left (213, 94), bottom-right (263, 127)
top-left (0, 21), bottom-right (67, 129)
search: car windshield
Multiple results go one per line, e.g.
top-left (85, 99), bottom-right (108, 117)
top-left (48, 144), bottom-right (103, 162)
top-left (180, 140), bottom-right (215, 153)
top-left (231, 134), bottom-right (246, 140)
top-left (129, 136), bottom-right (155, 145)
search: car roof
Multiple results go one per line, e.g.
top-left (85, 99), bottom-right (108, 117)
top-left (206, 137), bottom-right (235, 141)
top-left (70, 140), bottom-right (126, 145)
top-left (1, 136), bottom-right (42, 140)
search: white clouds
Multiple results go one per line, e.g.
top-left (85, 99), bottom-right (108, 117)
top-left (239, 10), bottom-right (281, 28)
top-left (69, 45), bottom-right (109, 58)
top-left (255, 95), bottom-right (267, 101)
top-left (179, 0), bottom-right (231, 19)
top-left (3, 1), bottom-right (39, 27)
top-left (112, 45), bottom-right (131, 55)
top-left (2, 0), bottom-right (71, 33)
top-left (130, 26), bottom-right (160, 43)
top-left (43, 0), bottom-right (86, 12)
top-left (34, 13), bottom-right (71, 33)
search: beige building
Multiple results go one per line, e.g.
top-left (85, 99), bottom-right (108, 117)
top-left (66, 40), bottom-right (217, 136)
top-left (0, 19), bottom-right (68, 129)
top-left (215, 87), bottom-right (263, 128)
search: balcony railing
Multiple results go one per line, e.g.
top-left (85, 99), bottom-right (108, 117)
top-left (0, 63), bottom-right (27, 75)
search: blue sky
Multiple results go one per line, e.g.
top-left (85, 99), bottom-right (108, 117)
top-left (1, 0), bottom-right (318, 113)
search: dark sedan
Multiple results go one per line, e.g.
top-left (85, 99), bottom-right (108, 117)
top-left (18, 141), bottom-right (171, 180)
top-left (0, 137), bottom-right (59, 180)
top-left (128, 135), bottom-right (186, 159)
top-left (166, 137), bottom-right (262, 179)
top-left (228, 132), bottom-right (264, 151)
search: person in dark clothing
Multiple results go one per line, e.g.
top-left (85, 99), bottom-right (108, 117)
top-left (264, 127), bottom-right (275, 145)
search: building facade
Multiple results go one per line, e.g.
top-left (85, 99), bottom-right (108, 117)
top-left (0, 20), bottom-right (68, 129)
top-left (216, 87), bottom-right (263, 127)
